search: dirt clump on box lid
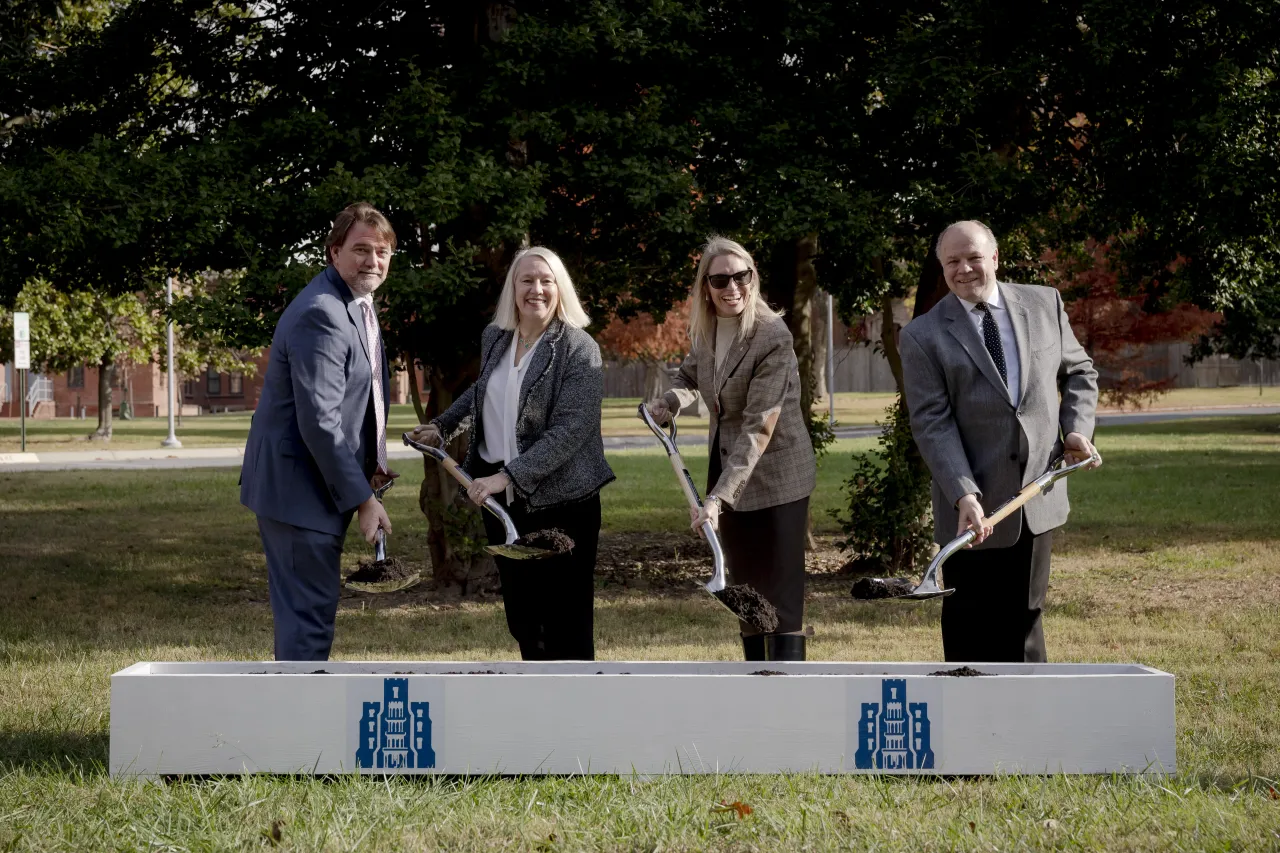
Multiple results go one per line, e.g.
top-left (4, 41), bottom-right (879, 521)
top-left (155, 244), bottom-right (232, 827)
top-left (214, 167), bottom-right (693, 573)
top-left (929, 666), bottom-right (989, 677)
top-left (346, 556), bottom-right (415, 584)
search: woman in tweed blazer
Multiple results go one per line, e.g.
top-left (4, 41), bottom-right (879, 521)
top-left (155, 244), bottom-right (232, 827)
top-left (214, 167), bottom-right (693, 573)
top-left (647, 237), bottom-right (817, 661)
top-left (412, 247), bottom-right (614, 661)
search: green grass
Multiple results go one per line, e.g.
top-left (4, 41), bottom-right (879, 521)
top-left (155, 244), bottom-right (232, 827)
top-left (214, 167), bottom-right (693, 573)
top-left (2, 418), bottom-right (1280, 850)
top-left (7, 385), bottom-right (1278, 453)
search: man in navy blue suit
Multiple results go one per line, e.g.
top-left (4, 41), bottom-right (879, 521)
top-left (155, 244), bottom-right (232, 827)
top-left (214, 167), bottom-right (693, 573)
top-left (241, 202), bottom-right (397, 660)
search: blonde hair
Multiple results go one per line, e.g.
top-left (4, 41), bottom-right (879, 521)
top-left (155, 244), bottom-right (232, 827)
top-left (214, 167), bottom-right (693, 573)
top-left (491, 247), bottom-right (591, 330)
top-left (688, 236), bottom-right (781, 350)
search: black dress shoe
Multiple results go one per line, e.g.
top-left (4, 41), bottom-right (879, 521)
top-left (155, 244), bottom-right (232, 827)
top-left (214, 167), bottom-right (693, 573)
top-left (741, 634), bottom-right (767, 661)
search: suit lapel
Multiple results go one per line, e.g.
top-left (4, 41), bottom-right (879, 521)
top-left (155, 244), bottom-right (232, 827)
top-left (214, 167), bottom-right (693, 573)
top-left (1002, 283), bottom-right (1032, 404)
top-left (715, 328), bottom-right (752, 398)
top-left (332, 267), bottom-right (372, 365)
top-left (943, 293), bottom-right (1011, 405)
top-left (518, 320), bottom-right (561, 412)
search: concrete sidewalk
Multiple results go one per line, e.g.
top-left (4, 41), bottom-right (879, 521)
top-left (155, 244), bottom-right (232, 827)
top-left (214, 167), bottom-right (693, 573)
top-left (1, 406), bottom-right (1276, 472)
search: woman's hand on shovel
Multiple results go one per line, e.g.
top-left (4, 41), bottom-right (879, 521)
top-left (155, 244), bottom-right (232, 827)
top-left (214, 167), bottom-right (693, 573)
top-left (467, 472), bottom-right (510, 507)
top-left (689, 496), bottom-right (722, 538)
top-left (411, 423), bottom-right (444, 447)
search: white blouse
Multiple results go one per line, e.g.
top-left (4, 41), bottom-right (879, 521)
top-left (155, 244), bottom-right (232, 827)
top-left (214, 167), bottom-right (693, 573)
top-left (479, 332), bottom-right (542, 500)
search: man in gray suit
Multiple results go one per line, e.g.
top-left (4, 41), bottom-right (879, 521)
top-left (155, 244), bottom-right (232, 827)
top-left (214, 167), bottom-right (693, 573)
top-left (241, 202), bottom-right (396, 661)
top-left (900, 220), bottom-right (1100, 663)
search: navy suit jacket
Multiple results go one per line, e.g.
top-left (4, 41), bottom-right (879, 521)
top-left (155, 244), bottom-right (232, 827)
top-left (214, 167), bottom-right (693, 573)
top-left (240, 266), bottom-right (390, 536)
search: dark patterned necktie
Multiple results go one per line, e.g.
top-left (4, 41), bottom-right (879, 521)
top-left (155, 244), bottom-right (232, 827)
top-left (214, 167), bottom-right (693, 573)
top-left (974, 302), bottom-right (1008, 387)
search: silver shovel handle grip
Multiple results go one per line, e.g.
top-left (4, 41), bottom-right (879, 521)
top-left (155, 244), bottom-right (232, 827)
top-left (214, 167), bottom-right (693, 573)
top-left (637, 403), bottom-right (727, 593)
top-left (402, 433), bottom-right (521, 546)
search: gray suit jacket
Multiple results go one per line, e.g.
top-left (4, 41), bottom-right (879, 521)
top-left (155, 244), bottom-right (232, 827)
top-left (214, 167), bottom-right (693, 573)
top-left (664, 312), bottom-right (816, 512)
top-left (900, 283), bottom-right (1098, 548)
top-left (240, 266), bottom-right (389, 536)
top-left (434, 320), bottom-right (615, 509)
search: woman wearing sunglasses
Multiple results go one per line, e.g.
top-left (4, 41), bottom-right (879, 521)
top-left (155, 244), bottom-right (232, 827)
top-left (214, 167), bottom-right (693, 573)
top-left (645, 236), bottom-right (817, 661)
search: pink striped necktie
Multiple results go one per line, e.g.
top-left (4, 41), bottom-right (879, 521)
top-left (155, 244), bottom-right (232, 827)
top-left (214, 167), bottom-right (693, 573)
top-left (360, 300), bottom-right (388, 474)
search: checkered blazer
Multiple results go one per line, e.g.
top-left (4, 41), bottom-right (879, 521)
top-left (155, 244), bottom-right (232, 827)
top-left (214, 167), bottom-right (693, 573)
top-left (664, 313), bottom-right (816, 512)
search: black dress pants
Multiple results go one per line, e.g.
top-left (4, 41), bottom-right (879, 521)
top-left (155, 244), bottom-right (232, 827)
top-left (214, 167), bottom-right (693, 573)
top-left (939, 516), bottom-right (1052, 663)
top-left (708, 434), bottom-right (807, 634)
top-left (474, 458), bottom-right (599, 661)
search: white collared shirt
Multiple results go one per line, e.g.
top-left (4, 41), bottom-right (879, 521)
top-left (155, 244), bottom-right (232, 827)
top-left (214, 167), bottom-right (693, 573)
top-left (957, 285), bottom-right (1022, 407)
top-left (479, 332), bottom-right (542, 500)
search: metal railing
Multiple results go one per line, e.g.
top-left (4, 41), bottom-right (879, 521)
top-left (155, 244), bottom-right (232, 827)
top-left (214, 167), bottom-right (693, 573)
top-left (25, 375), bottom-right (53, 415)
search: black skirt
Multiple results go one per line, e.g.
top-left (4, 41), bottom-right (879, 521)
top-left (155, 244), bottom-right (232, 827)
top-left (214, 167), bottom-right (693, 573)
top-left (472, 456), bottom-right (599, 661)
top-left (709, 434), bottom-right (808, 634)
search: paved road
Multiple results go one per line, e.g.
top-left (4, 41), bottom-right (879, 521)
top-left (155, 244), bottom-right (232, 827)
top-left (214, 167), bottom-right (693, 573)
top-left (1, 406), bottom-right (1276, 472)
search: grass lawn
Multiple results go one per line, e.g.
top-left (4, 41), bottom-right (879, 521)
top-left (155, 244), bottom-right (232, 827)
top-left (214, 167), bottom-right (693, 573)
top-left (1, 418), bottom-right (1279, 849)
top-left (6, 385), bottom-right (1279, 453)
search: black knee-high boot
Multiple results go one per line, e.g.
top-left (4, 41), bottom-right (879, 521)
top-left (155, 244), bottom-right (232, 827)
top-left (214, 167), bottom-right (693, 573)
top-left (741, 634), bottom-right (767, 661)
top-left (765, 634), bottom-right (806, 661)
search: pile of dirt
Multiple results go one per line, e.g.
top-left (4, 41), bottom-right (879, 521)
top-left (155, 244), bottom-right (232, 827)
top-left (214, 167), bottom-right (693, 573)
top-left (929, 666), bottom-right (989, 677)
top-left (750, 670), bottom-right (788, 676)
top-left (713, 584), bottom-right (780, 633)
top-left (346, 556), bottom-right (415, 584)
top-left (514, 528), bottom-right (575, 554)
top-left (850, 576), bottom-right (916, 599)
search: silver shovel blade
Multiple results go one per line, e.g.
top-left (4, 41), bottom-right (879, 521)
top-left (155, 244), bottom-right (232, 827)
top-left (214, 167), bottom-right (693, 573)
top-left (892, 583), bottom-right (955, 601)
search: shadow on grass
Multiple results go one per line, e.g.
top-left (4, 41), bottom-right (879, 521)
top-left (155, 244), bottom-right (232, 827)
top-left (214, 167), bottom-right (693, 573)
top-left (0, 729), bottom-right (109, 775)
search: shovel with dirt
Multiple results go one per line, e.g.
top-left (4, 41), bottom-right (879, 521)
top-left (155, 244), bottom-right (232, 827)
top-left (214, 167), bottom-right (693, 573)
top-left (345, 478), bottom-right (422, 594)
top-left (401, 433), bottom-right (572, 560)
top-left (852, 449), bottom-right (1102, 602)
top-left (638, 403), bottom-right (779, 633)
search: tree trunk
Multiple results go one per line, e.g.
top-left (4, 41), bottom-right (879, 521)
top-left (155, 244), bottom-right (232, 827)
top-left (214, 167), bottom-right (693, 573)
top-left (405, 356), bottom-right (427, 423)
top-left (418, 369), bottom-right (497, 592)
top-left (811, 290), bottom-right (828, 405)
top-left (789, 233), bottom-right (820, 419)
top-left (91, 356), bottom-right (114, 440)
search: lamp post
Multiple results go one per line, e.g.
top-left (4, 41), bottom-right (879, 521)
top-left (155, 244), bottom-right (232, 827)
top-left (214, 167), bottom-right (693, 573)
top-left (161, 275), bottom-right (182, 448)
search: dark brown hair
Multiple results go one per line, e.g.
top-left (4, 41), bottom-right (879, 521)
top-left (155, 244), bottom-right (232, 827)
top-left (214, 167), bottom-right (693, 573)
top-left (325, 202), bottom-right (397, 263)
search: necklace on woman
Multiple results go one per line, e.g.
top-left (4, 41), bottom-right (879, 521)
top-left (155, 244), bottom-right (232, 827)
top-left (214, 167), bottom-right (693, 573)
top-left (518, 333), bottom-right (536, 351)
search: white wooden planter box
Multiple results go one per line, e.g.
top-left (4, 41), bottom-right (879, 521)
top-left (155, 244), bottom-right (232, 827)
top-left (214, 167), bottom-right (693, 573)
top-left (110, 661), bottom-right (1175, 777)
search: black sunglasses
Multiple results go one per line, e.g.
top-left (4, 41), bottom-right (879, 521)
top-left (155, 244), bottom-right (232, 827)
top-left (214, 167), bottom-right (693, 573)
top-left (706, 269), bottom-right (754, 290)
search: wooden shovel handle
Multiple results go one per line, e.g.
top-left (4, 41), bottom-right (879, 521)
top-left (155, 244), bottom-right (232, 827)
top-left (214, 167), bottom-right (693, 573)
top-left (666, 452), bottom-right (704, 511)
top-left (437, 453), bottom-right (473, 487)
top-left (984, 480), bottom-right (1043, 527)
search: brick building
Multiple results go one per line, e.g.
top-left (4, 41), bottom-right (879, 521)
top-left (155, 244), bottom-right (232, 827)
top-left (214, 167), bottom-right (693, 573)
top-left (2, 350), bottom-right (411, 419)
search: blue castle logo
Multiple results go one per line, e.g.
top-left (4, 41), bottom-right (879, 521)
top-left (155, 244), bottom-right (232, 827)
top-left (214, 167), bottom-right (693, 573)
top-left (854, 679), bottom-right (934, 770)
top-left (355, 678), bottom-right (435, 770)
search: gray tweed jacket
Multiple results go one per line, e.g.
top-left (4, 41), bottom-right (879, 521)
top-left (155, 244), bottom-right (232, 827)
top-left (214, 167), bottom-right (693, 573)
top-left (664, 312), bottom-right (817, 512)
top-left (433, 320), bottom-right (615, 509)
top-left (900, 283), bottom-right (1098, 548)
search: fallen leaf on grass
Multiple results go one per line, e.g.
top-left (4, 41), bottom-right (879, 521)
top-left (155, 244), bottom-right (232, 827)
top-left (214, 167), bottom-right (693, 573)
top-left (713, 800), bottom-right (754, 819)
top-left (264, 818), bottom-right (285, 845)
top-left (1043, 819), bottom-right (1060, 830)
top-left (1270, 786), bottom-right (1278, 800)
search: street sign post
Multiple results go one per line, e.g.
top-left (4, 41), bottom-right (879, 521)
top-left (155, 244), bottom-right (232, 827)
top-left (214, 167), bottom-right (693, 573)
top-left (13, 312), bottom-right (30, 452)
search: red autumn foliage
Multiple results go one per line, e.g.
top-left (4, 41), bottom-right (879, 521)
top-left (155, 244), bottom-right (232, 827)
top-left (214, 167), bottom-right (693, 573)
top-left (596, 297), bottom-right (691, 364)
top-left (1044, 240), bottom-right (1219, 409)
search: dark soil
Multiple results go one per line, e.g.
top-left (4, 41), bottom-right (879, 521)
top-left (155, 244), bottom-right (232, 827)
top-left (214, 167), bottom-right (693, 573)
top-left (514, 528), bottom-right (575, 554)
top-left (346, 556), bottom-right (414, 584)
top-left (929, 666), bottom-right (989, 677)
top-left (750, 670), bottom-right (787, 676)
top-left (850, 576), bottom-right (916, 600)
top-left (713, 584), bottom-right (780, 633)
